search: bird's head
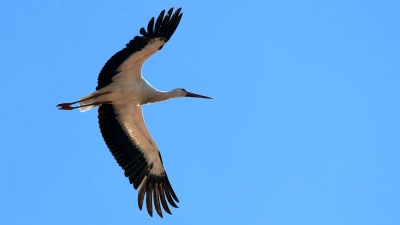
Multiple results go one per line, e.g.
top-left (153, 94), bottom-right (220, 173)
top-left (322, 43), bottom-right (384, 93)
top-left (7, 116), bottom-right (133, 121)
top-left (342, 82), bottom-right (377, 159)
top-left (170, 88), bottom-right (212, 99)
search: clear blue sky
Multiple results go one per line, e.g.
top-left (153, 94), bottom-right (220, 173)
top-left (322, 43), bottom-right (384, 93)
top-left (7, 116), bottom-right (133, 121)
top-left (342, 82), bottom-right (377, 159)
top-left (1, 0), bottom-right (399, 224)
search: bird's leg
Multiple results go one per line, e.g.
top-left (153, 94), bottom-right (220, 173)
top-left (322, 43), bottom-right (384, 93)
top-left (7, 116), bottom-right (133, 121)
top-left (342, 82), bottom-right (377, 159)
top-left (58, 101), bottom-right (112, 110)
top-left (56, 92), bottom-right (111, 109)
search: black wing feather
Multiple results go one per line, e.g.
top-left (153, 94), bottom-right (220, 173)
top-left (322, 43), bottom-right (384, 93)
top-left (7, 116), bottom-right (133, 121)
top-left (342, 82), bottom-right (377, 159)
top-left (96, 7), bottom-right (183, 91)
top-left (139, 27), bottom-right (147, 36)
top-left (98, 104), bottom-right (179, 217)
top-left (159, 8), bottom-right (173, 36)
top-left (147, 17), bottom-right (155, 37)
top-left (154, 10), bottom-right (165, 35)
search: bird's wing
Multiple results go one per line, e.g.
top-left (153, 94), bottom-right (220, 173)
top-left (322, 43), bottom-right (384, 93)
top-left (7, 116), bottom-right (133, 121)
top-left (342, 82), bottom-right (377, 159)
top-left (96, 8), bottom-right (183, 91)
top-left (98, 103), bottom-right (179, 218)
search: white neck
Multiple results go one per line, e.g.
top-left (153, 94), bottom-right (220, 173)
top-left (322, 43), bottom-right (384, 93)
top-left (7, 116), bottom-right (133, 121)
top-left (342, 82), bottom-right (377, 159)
top-left (142, 90), bottom-right (181, 104)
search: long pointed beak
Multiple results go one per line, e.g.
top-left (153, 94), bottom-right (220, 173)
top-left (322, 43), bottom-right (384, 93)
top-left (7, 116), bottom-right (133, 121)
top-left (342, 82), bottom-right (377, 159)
top-left (186, 92), bottom-right (212, 99)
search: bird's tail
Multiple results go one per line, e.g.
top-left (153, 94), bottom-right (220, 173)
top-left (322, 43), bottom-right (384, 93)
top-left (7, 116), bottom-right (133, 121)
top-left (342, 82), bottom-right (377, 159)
top-left (79, 92), bottom-right (97, 112)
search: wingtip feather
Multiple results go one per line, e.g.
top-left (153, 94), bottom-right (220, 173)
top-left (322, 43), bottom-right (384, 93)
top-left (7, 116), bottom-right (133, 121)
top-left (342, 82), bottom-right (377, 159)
top-left (138, 177), bottom-right (147, 210)
top-left (146, 188), bottom-right (153, 217)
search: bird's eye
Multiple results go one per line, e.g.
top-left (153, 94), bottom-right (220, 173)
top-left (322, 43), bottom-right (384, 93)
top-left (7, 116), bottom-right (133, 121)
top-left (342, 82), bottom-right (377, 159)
top-left (181, 88), bottom-right (187, 92)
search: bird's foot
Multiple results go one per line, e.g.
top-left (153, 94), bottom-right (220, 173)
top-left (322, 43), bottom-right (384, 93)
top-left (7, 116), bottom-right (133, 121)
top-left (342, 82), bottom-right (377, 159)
top-left (57, 103), bottom-right (74, 110)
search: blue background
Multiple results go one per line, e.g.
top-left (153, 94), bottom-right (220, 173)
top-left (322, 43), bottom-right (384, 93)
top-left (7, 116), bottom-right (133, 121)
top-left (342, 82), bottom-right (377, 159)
top-left (1, 1), bottom-right (399, 224)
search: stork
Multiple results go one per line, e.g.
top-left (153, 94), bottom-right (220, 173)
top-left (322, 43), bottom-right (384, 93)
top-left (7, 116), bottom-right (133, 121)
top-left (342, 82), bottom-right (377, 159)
top-left (57, 7), bottom-right (211, 218)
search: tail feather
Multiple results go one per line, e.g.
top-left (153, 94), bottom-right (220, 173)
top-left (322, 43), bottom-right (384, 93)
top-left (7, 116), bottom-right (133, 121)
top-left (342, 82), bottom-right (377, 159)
top-left (79, 92), bottom-right (96, 113)
top-left (80, 105), bottom-right (96, 113)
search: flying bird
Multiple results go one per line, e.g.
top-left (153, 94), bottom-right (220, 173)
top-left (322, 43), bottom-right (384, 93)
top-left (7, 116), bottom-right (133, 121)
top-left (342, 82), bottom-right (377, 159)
top-left (57, 7), bottom-right (211, 218)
